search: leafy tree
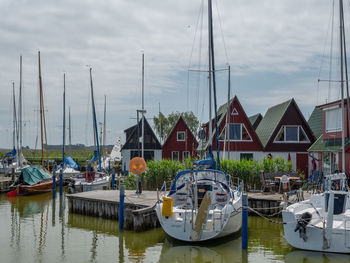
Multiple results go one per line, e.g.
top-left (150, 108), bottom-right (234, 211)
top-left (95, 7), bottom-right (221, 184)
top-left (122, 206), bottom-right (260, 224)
top-left (153, 111), bottom-right (199, 142)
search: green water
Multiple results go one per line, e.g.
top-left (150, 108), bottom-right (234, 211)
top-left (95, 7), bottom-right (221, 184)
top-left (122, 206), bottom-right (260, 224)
top-left (1, 192), bottom-right (349, 263)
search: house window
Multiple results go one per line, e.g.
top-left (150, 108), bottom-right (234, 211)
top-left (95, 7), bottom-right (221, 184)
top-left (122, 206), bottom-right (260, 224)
top-left (183, 151), bottom-right (190, 160)
top-left (232, 108), bottom-right (239, 115)
top-left (177, 131), bottom-right (186, 141)
top-left (219, 123), bottom-right (252, 141)
top-left (240, 153), bottom-right (253, 160)
top-left (131, 151), bottom-right (154, 161)
top-left (274, 126), bottom-right (309, 143)
top-left (325, 108), bottom-right (342, 133)
top-left (172, 151), bottom-right (179, 161)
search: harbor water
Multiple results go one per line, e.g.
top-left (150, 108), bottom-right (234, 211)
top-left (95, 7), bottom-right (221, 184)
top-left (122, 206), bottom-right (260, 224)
top-left (0, 192), bottom-right (349, 263)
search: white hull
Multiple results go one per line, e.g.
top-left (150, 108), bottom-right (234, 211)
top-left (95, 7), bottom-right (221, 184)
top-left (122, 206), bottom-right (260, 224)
top-left (282, 190), bottom-right (350, 253)
top-left (70, 175), bottom-right (110, 193)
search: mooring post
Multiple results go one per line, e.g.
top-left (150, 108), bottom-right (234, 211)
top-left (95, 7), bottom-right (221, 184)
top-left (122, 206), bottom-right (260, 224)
top-left (112, 170), bottom-right (116, 190)
top-left (119, 185), bottom-right (125, 230)
top-left (59, 168), bottom-right (63, 196)
top-left (52, 167), bottom-right (56, 199)
top-left (242, 193), bottom-right (248, 249)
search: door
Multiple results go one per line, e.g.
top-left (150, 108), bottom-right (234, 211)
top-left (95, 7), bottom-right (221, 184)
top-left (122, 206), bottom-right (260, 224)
top-left (296, 153), bottom-right (308, 178)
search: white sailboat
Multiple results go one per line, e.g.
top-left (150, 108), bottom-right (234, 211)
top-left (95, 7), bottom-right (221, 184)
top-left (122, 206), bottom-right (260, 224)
top-left (282, 0), bottom-right (350, 253)
top-left (155, 0), bottom-right (242, 242)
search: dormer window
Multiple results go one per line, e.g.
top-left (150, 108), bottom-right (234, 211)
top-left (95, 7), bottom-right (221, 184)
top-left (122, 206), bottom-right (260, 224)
top-left (219, 123), bottom-right (252, 141)
top-left (325, 107), bottom-right (342, 133)
top-left (274, 126), bottom-right (309, 143)
top-left (177, 131), bottom-right (185, 141)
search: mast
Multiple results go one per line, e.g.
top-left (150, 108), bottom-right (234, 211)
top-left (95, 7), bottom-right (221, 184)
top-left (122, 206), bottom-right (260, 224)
top-left (141, 53), bottom-right (145, 159)
top-left (208, 1), bottom-right (212, 141)
top-left (223, 65), bottom-right (231, 160)
top-left (38, 51), bottom-right (45, 168)
top-left (103, 95), bottom-right (106, 160)
top-left (18, 56), bottom-right (23, 167)
top-left (12, 82), bottom-right (17, 152)
top-left (208, 0), bottom-right (220, 169)
top-left (62, 73), bottom-right (66, 170)
top-left (89, 68), bottom-right (102, 171)
top-left (69, 106), bottom-right (72, 156)
top-left (339, 0), bottom-right (345, 172)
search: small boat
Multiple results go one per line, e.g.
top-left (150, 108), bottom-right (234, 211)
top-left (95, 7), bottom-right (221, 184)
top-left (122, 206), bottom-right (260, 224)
top-left (68, 171), bottom-right (110, 193)
top-left (282, 173), bottom-right (350, 253)
top-left (9, 165), bottom-right (54, 196)
top-left (155, 149), bottom-right (242, 242)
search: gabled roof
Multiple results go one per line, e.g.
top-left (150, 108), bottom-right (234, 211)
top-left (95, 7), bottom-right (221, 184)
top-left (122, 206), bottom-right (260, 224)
top-left (200, 95), bottom-right (263, 150)
top-left (256, 99), bottom-right (293, 147)
top-left (248, 113), bottom-right (263, 130)
top-left (162, 115), bottom-right (198, 147)
top-left (308, 107), bottom-right (323, 139)
top-left (121, 117), bottom-right (161, 150)
top-left (308, 134), bottom-right (350, 152)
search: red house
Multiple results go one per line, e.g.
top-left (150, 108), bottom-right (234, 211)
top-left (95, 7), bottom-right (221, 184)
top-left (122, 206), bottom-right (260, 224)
top-left (308, 99), bottom-right (350, 175)
top-left (162, 116), bottom-right (198, 161)
top-left (201, 96), bottom-right (264, 160)
top-left (256, 98), bottom-right (315, 177)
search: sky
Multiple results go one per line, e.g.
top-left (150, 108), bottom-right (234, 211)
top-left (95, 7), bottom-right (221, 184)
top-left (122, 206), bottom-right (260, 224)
top-left (0, 0), bottom-right (347, 149)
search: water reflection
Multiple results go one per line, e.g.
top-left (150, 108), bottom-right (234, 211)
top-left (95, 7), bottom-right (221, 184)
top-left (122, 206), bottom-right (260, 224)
top-left (1, 192), bottom-right (349, 263)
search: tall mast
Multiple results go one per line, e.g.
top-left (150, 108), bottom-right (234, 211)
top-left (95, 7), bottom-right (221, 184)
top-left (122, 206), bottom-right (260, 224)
top-left (69, 106), bottom-right (72, 156)
top-left (12, 82), bottom-right (17, 151)
top-left (18, 56), bottom-right (22, 167)
top-left (103, 95), bottom-right (106, 159)
top-left (208, 0), bottom-right (220, 169)
top-left (38, 51), bottom-right (45, 168)
top-left (141, 53), bottom-right (145, 159)
top-left (224, 65), bottom-right (231, 160)
top-left (62, 73), bottom-right (66, 170)
top-left (208, 1), bottom-right (212, 141)
top-left (339, 0), bottom-right (345, 172)
top-left (89, 68), bottom-right (102, 171)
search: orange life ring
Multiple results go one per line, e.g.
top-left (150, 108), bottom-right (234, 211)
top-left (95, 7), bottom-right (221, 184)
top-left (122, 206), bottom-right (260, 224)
top-left (129, 157), bottom-right (147, 175)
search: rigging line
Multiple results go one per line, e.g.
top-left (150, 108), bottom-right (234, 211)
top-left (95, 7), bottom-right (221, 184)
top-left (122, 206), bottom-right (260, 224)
top-left (317, 0), bottom-right (335, 105)
top-left (187, 0), bottom-right (205, 111)
top-left (195, 1), bottom-right (204, 116)
top-left (84, 83), bottom-right (91, 145)
top-left (214, 0), bottom-right (229, 64)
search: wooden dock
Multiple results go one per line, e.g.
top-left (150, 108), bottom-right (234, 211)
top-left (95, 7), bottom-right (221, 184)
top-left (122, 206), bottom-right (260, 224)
top-left (0, 177), bottom-right (13, 193)
top-left (67, 190), bottom-right (160, 232)
top-left (67, 190), bottom-right (311, 232)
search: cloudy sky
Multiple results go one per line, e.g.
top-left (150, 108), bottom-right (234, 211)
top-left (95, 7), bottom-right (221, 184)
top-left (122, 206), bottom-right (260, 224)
top-left (0, 0), bottom-right (345, 149)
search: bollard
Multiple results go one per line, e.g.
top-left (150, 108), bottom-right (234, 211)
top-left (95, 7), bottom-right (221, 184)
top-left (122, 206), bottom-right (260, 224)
top-left (112, 171), bottom-right (115, 190)
top-left (119, 185), bottom-right (125, 230)
top-left (52, 170), bottom-right (56, 199)
top-left (59, 169), bottom-right (63, 196)
top-left (242, 194), bottom-right (248, 249)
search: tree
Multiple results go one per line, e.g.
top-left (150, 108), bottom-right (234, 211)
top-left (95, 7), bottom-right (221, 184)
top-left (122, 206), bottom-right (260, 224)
top-left (153, 111), bottom-right (199, 142)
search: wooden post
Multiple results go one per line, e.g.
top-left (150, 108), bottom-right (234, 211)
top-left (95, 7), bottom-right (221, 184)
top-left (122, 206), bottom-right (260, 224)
top-left (242, 194), bottom-right (248, 249)
top-left (59, 168), bottom-right (63, 196)
top-left (119, 185), bottom-right (125, 229)
top-left (52, 167), bottom-right (56, 199)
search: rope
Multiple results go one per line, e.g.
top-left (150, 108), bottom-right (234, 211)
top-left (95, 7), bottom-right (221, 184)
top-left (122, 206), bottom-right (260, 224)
top-left (247, 207), bottom-right (285, 224)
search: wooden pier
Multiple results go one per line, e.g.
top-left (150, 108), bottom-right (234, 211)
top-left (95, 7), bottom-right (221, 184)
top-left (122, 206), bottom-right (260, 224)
top-left (67, 190), bottom-right (311, 232)
top-left (67, 190), bottom-right (160, 232)
top-left (0, 177), bottom-right (13, 193)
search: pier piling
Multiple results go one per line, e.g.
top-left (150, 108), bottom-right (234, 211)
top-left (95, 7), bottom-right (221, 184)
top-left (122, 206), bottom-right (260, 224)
top-left (242, 194), bottom-right (248, 249)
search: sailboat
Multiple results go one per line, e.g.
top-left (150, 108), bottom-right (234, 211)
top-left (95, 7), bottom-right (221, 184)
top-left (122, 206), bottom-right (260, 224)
top-left (282, 0), bottom-right (350, 253)
top-left (9, 52), bottom-right (55, 196)
top-left (155, 0), bottom-right (242, 242)
top-left (55, 74), bottom-right (80, 179)
top-left (68, 68), bottom-right (110, 193)
top-left (0, 83), bottom-right (18, 175)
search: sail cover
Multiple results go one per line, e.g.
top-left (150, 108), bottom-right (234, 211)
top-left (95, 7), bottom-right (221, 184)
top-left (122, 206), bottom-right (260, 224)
top-left (64, 156), bottom-right (78, 170)
top-left (20, 166), bottom-right (51, 185)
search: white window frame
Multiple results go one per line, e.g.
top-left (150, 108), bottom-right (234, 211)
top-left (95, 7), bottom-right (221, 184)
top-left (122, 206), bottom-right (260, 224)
top-left (183, 151), bottom-right (190, 160)
top-left (325, 107), bottom-right (342, 133)
top-left (177, 131), bottom-right (186, 141)
top-left (231, 108), bottom-right (239, 116)
top-left (172, 151), bottom-right (179, 161)
top-left (274, 125), bottom-right (310, 143)
top-left (219, 123), bottom-right (252, 142)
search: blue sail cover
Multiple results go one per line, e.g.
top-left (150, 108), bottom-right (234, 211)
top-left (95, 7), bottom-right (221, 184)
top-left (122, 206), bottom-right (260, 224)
top-left (5, 148), bottom-right (16, 158)
top-left (64, 156), bottom-right (78, 170)
top-left (88, 150), bottom-right (98, 163)
top-left (194, 146), bottom-right (216, 169)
